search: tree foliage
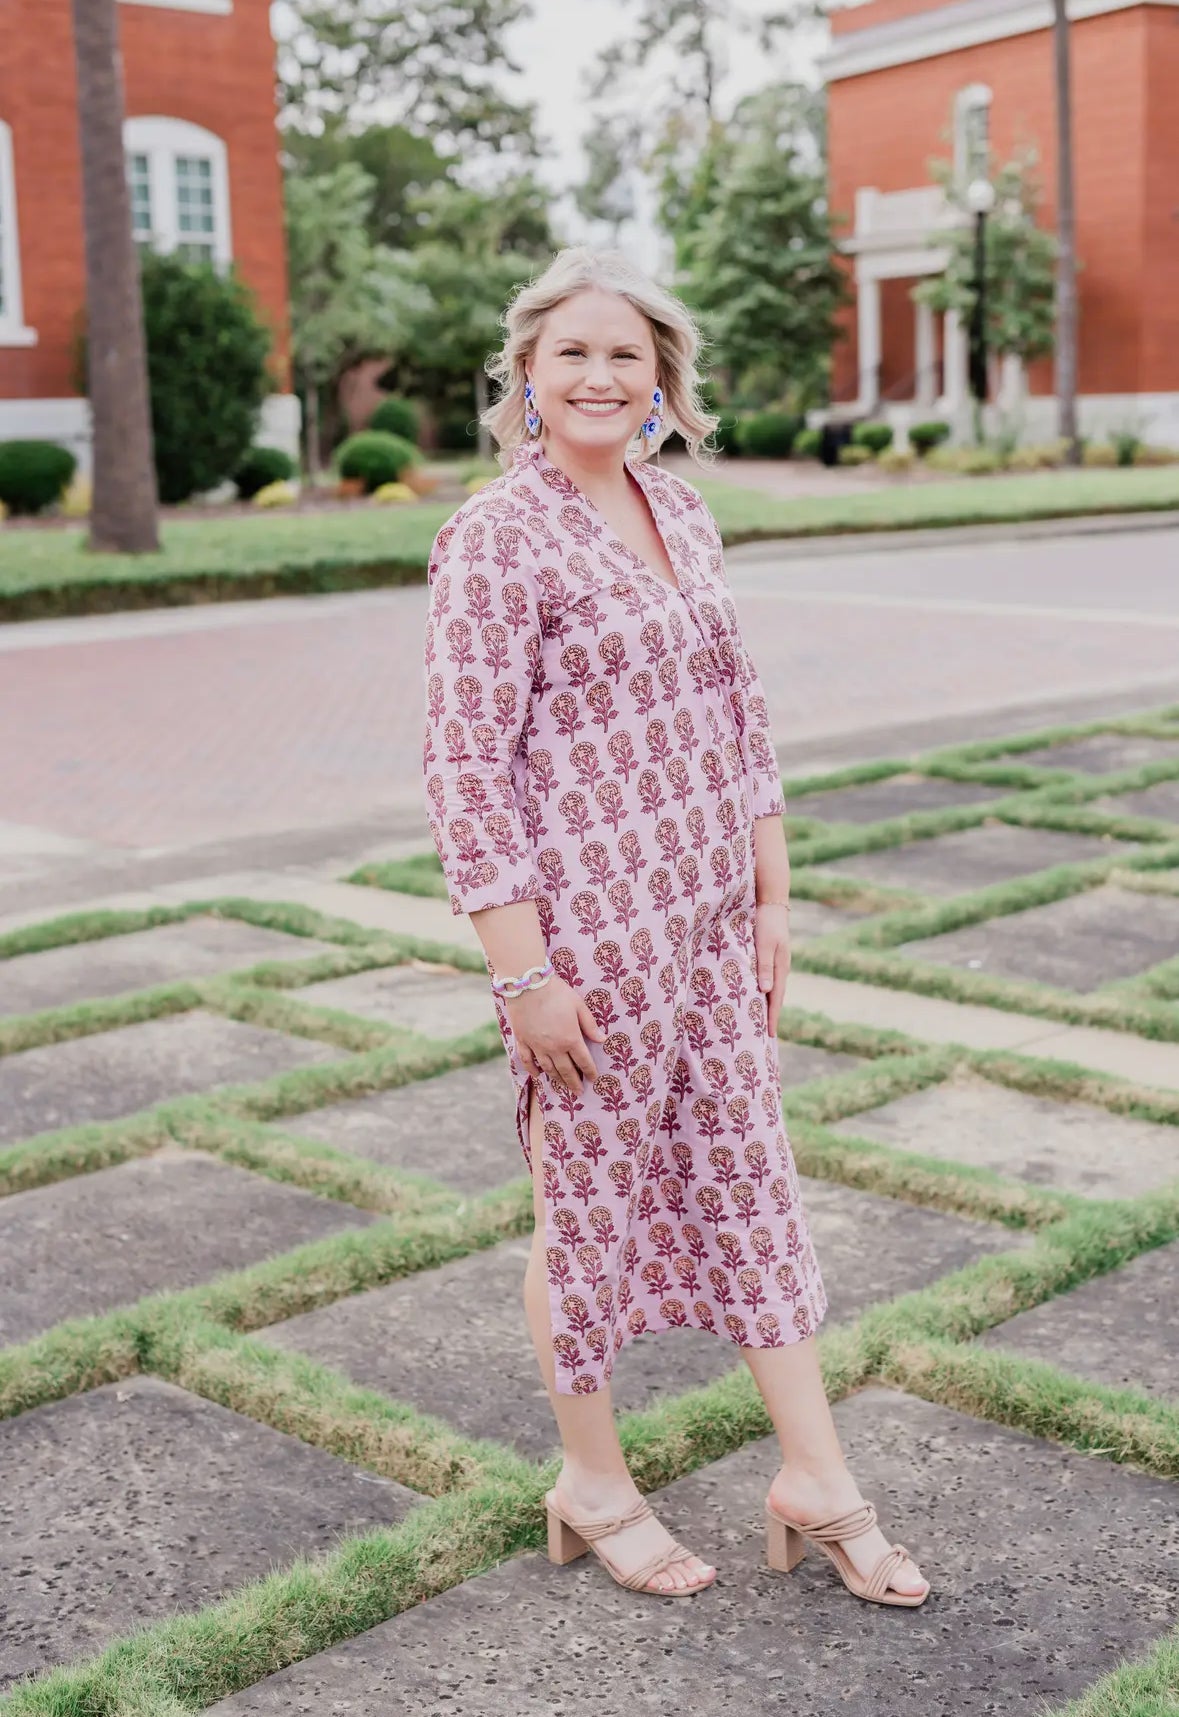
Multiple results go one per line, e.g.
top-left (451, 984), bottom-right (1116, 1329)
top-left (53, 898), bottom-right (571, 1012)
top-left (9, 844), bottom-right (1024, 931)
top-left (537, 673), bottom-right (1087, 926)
top-left (283, 123), bottom-right (452, 251)
top-left (914, 148), bottom-right (1060, 364)
top-left (276, 0), bottom-right (538, 158)
top-left (675, 83), bottom-right (845, 405)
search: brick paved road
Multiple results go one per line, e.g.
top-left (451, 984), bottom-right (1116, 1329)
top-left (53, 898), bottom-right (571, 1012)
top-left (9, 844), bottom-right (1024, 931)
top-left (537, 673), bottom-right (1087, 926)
top-left (3, 525), bottom-right (1178, 851)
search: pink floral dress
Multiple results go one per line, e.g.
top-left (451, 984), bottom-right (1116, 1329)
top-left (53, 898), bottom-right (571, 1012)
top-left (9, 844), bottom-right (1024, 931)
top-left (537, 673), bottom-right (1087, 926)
top-left (423, 439), bottom-right (827, 1394)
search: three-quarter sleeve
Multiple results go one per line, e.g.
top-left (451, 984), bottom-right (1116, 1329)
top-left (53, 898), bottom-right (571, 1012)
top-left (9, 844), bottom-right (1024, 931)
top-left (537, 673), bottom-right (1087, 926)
top-left (422, 509), bottom-right (546, 915)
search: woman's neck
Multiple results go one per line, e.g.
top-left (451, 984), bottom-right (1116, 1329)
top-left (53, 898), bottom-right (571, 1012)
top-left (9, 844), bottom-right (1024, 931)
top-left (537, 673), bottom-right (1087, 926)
top-left (540, 434), bottom-right (632, 500)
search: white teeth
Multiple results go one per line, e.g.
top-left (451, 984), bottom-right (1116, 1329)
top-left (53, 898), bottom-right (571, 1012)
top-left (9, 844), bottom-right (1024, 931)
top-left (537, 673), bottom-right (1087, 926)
top-left (571, 401), bottom-right (624, 414)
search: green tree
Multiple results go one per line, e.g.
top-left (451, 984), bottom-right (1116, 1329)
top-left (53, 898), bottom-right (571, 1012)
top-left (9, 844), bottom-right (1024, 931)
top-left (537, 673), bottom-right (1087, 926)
top-left (277, 0), bottom-right (538, 159)
top-left (377, 179), bottom-right (554, 457)
top-left (914, 149), bottom-right (1060, 370)
top-left (283, 123), bottom-right (452, 251)
top-left (285, 162), bottom-right (425, 470)
top-left (677, 85), bottom-right (845, 405)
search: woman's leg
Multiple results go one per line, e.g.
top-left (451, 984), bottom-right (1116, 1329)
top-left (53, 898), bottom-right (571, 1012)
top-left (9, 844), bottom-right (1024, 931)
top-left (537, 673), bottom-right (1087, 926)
top-left (523, 1086), bottom-right (713, 1593)
top-left (743, 1338), bottom-right (927, 1596)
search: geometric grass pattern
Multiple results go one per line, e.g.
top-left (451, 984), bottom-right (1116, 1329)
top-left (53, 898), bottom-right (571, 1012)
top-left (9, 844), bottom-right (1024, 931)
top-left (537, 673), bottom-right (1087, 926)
top-left (3, 704), bottom-right (1179, 1714)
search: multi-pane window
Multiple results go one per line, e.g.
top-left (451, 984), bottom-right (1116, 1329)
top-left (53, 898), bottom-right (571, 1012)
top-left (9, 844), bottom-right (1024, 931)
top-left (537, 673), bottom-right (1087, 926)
top-left (174, 155), bottom-right (215, 262)
top-left (128, 152), bottom-right (153, 245)
top-left (954, 85), bottom-right (992, 187)
top-left (0, 117), bottom-right (33, 341)
top-left (122, 119), bottom-right (231, 268)
top-left (0, 171), bottom-right (8, 319)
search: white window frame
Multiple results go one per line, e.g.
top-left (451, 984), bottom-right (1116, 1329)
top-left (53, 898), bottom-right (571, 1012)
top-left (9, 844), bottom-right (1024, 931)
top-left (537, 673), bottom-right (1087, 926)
top-left (119, 1), bottom-right (233, 15)
top-left (954, 83), bottom-right (993, 187)
top-left (0, 120), bottom-right (37, 348)
top-left (122, 116), bottom-right (233, 268)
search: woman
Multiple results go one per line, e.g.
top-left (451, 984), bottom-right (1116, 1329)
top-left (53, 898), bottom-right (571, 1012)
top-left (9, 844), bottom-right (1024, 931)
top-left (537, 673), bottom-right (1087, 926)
top-left (423, 247), bottom-right (929, 1606)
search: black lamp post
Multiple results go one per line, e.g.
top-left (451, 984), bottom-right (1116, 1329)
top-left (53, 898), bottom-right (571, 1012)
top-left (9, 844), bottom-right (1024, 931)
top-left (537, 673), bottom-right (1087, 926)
top-left (966, 177), bottom-right (997, 435)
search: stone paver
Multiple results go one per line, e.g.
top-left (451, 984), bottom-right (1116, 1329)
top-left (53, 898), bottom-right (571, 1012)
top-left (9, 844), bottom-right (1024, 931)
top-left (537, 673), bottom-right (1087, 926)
top-left (833, 1070), bottom-right (1179, 1198)
top-left (787, 773), bottom-right (1000, 826)
top-left (1098, 778), bottom-right (1179, 822)
top-left (777, 1041), bottom-right (864, 1087)
top-left (1, 917), bottom-right (337, 1018)
top-left (296, 963), bottom-right (496, 1038)
top-left (207, 1387), bottom-right (1179, 1716)
top-left (1014, 733), bottom-right (1179, 776)
top-left (0, 1149), bottom-right (376, 1347)
top-left (897, 884), bottom-right (1179, 991)
top-left (978, 1240), bottom-right (1179, 1400)
top-left (0, 1011), bottom-right (343, 1144)
top-left (281, 1059), bottom-right (523, 1196)
top-left (825, 823), bottom-right (1138, 898)
top-left (784, 897), bottom-right (867, 943)
top-left (259, 1178), bottom-right (1019, 1458)
top-left (0, 1376), bottom-right (415, 1691)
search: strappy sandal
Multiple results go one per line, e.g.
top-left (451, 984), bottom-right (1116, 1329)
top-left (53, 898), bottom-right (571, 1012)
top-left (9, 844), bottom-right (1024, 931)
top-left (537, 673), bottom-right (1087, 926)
top-left (545, 1488), bottom-right (716, 1597)
top-left (765, 1499), bottom-right (930, 1608)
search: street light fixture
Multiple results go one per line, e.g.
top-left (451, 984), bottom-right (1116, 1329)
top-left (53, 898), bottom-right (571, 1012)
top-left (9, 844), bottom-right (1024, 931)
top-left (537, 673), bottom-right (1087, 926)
top-left (966, 177), bottom-right (997, 429)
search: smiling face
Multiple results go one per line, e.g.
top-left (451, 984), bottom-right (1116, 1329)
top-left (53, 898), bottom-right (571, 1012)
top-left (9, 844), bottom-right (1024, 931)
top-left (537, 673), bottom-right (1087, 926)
top-left (526, 287), bottom-right (659, 462)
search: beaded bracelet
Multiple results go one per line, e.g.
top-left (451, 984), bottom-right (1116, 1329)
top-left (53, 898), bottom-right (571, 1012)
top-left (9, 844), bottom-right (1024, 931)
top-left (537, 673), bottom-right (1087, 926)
top-left (491, 958), bottom-right (555, 1001)
top-left (757, 899), bottom-right (792, 910)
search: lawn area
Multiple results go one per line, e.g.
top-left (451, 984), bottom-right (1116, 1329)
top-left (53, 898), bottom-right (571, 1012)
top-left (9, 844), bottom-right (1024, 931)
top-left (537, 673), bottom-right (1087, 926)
top-left (1, 463), bottom-right (1177, 621)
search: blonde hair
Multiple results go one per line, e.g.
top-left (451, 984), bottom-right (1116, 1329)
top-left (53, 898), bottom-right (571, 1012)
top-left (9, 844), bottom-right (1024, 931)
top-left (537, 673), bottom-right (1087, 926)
top-left (482, 246), bottom-right (719, 467)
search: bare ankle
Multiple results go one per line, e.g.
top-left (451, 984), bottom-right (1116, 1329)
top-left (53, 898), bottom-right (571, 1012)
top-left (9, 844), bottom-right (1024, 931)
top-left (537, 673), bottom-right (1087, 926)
top-left (556, 1461), bottom-right (637, 1509)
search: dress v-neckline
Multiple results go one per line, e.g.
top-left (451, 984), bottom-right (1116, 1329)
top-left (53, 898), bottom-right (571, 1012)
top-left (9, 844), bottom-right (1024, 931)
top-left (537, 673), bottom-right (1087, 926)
top-left (531, 443), bottom-right (682, 596)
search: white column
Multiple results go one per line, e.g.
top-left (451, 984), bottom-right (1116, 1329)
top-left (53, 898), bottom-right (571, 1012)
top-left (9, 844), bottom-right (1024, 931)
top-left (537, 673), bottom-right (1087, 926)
top-left (941, 308), bottom-right (968, 412)
top-left (857, 273), bottom-right (881, 411)
top-left (915, 299), bottom-right (936, 408)
top-left (999, 352), bottom-right (1025, 412)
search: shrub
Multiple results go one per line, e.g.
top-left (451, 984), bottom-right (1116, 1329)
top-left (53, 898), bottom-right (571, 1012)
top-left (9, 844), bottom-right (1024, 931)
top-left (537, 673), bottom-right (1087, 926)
top-left (369, 396), bottom-right (421, 443)
top-left (1082, 441), bottom-right (1118, 468)
top-left (837, 444), bottom-right (875, 467)
top-left (925, 445), bottom-right (1004, 475)
top-left (851, 421), bottom-right (894, 454)
top-left (1110, 430), bottom-right (1141, 467)
top-left (0, 440), bottom-right (77, 514)
top-left (139, 250), bottom-right (272, 503)
top-left (252, 480), bottom-right (298, 507)
top-left (371, 481), bottom-right (417, 505)
top-left (876, 447), bottom-right (914, 474)
top-left (793, 427), bottom-right (822, 459)
top-left (465, 473), bottom-right (494, 495)
top-left (1006, 441), bottom-right (1067, 472)
top-left (233, 445), bottom-right (295, 499)
top-left (1134, 443), bottom-right (1179, 466)
top-left (336, 430), bottom-right (418, 492)
top-left (739, 410), bottom-right (802, 459)
top-left (909, 420), bottom-right (952, 455)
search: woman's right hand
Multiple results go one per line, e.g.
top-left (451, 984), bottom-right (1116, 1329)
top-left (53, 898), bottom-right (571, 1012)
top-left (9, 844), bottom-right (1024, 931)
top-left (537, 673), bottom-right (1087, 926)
top-left (507, 976), bottom-right (606, 1094)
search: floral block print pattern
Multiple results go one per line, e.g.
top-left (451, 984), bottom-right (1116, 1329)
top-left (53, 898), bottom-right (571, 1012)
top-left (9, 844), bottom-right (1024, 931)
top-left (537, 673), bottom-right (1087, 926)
top-left (423, 440), bottom-right (827, 1393)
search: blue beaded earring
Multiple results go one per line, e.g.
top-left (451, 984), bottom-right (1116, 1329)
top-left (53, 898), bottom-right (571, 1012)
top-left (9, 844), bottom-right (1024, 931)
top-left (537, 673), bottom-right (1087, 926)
top-left (524, 379), bottom-right (542, 438)
top-left (641, 386), bottom-right (664, 443)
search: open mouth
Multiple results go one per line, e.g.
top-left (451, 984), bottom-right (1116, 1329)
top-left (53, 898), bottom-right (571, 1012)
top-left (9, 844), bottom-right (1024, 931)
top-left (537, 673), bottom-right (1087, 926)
top-left (568, 400), bottom-right (627, 416)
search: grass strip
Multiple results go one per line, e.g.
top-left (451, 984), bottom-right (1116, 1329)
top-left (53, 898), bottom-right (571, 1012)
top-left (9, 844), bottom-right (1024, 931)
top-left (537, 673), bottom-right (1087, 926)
top-left (786, 795), bottom-right (1029, 869)
top-left (781, 757), bottom-right (911, 799)
top-left (1114, 867), bottom-right (1179, 899)
top-left (780, 1046), bottom-right (958, 1124)
top-left (1041, 1627), bottom-right (1179, 1717)
top-left (0, 980), bottom-right (205, 1058)
top-left (882, 1336), bottom-right (1179, 1479)
top-left (776, 1004), bottom-right (929, 1060)
top-left (0, 904), bottom-right (196, 961)
top-left (347, 853), bottom-right (449, 899)
top-left (202, 978), bottom-right (413, 1054)
top-left (0, 1111), bottom-right (173, 1198)
top-left (787, 1117), bottom-right (1078, 1230)
top-left (151, 1315), bottom-right (534, 1496)
top-left (788, 866), bottom-right (926, 912)
top-left (163, 1107), bottom-right (455, 1216)
top-left (0, 1311), bottom-right (143, 1422)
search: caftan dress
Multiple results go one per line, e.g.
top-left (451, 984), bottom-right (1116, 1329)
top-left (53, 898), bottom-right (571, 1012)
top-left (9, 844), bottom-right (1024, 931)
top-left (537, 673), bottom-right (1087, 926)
top-left (423, 439), bottom-right (827, 1394)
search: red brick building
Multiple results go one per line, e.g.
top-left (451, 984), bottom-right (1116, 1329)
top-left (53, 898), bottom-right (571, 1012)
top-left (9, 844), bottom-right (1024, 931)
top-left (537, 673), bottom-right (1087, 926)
top-left (0, 0), bottom-right (297, 467)
top-left (825, 0), bottom-right (1179, 443)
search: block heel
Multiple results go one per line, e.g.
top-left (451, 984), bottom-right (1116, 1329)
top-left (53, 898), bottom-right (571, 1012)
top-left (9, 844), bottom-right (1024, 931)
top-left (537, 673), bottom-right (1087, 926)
top-left (546, 1506), bottom-right (588, 1565)
top-left (765, 1508), bottom-right (807, 1573)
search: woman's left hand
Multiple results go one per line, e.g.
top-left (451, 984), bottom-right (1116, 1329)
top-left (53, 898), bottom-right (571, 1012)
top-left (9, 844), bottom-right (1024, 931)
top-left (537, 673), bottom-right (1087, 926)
top-left (754, 903), bottom-right (791, 1036)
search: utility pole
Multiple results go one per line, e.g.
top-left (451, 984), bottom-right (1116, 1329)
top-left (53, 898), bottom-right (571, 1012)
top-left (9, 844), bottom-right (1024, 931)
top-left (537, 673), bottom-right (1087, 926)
top-left (1052, 0), bottom-right (1081, 464)
top-left (71, 0), bottom-right (160, 550)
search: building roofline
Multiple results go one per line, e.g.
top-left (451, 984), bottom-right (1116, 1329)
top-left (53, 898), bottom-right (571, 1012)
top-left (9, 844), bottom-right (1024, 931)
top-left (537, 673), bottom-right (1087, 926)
top-left (822, 0), bottom-right (1178, 80)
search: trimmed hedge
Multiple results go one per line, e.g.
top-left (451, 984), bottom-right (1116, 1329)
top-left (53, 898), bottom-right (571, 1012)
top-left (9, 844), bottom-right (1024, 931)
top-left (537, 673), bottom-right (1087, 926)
top-left (0, 440), bottom-right (77, 515)
top-left (337, 430), bottom-right (418, 491)
top-left (233, 446), bottom-right (296, 499)
top-left (369, 397), bottom-right (420, 443)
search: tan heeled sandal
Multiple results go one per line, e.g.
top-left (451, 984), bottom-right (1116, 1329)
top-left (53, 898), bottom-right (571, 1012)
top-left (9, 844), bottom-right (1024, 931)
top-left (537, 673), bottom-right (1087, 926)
top-left (766, 1499), bottom-right (929, 1608)
top-left (545, 1488), bottom-right (716, 1597)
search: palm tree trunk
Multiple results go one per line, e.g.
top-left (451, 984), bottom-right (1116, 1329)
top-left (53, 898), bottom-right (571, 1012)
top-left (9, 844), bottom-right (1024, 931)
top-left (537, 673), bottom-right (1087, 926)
top-left (305, 377), bottom-right (321, 474)
top-left (71, 0), bottom-right (159, 551)
top-left (1053, 0), bottom-right (1081, 464)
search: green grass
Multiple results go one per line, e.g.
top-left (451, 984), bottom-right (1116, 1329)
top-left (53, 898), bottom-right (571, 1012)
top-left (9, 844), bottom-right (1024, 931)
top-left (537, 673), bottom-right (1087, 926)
top-left (4, 465), bottom-right (1177, 622)
top-left (696, 464), bottom-right (1179, 542)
